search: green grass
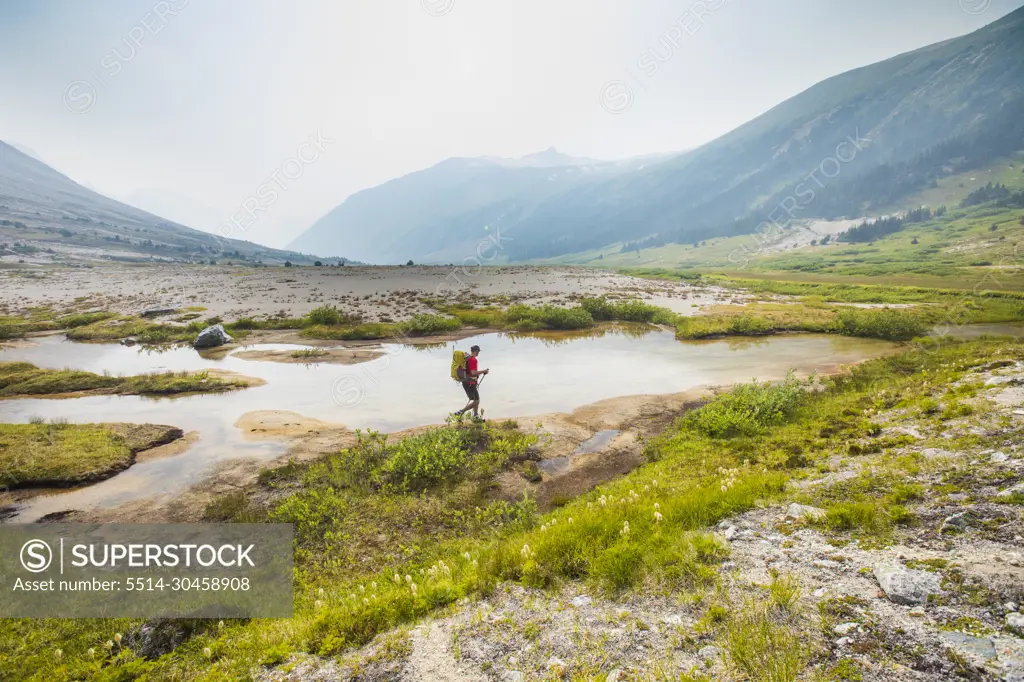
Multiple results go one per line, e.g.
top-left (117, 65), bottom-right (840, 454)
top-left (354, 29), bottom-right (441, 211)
top-left (0, 362), bottom-right (248, 398)
top-left (0, 422), bottom-right (181, 487)
top-left (673, 303), bottom-right (930, 341)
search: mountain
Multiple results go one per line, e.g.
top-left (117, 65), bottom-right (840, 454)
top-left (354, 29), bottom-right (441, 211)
top-left (289, 149), bottom-right (658, 263)
top-left (291, 6), bottom-right (1024, 264)
top-left (0, 142), bottom-right (342, 265)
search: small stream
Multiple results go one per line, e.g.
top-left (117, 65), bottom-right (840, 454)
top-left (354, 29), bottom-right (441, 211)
top-left (0, 327), bottom-right (899, 522)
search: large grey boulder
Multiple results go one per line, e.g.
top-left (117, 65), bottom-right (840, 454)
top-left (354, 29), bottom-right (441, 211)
top-left (193, 324), bottom-right (233, 349)
top-left (874, 563), bottom-right (942, 605)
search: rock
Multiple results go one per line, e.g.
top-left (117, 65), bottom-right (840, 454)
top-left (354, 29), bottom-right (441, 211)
top-left (835, 637), bottom-right (852, 647)
top-left (786, 503), bottom-right (826, 521)
top-left (939, 631), bottom-right (996, 661)
top-left (193, 324), bottom-right (233, 349)
top-left (895, 426), bottom-right (924, 439)
top-left (999, 483), bottom-right (1024, 498)
top-left (813, 559), bottom-right (842, 569)
top-left (993, 451), bottom-right (1010, 463)
top-left (503, 672), bottom-right (524, 682)
top-left (940, 511), bottom-right (976, 533)
top-left (874, 563), bottom-right (942, 605)
top-left (833, 622), bottom-right (859, 636)
top-left (547, 657), bottom-right (567, 669)
top-left (922, 448), bottom-right (955, 459)
top-left (723, 526), bottom-right (738, 541)
top-left (120, 337), bottom-right (137, 346)
top-left (571, 595), bottom-right (592, 608)
top-left (813, 588), bottom-right (828, 598)
top-left (1007, 612), bottom-right (1024, 633)
top-left (141, 307), bottom-right (178, 317)
top-left (909, 608), bottom-right (926, 618)
top-left (1005, 602), bottom-right (1019, 613)
top-left (697, 645), bottom-right (721, 660)
top-left (662, 614), bottom-right (683, 626)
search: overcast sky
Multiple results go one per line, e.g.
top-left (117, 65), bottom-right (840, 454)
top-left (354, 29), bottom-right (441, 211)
top-left (1, 0), bottom-right (1022, 248)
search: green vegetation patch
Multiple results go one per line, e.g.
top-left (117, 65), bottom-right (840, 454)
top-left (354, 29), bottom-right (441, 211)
top-left (0, 421), bottom-right (182, 488)
top-left (0, 362), bottom-right (248, 398)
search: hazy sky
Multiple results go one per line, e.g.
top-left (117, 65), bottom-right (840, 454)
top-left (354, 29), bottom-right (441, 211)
top-left (1, 0), bottom-right (1022, 248)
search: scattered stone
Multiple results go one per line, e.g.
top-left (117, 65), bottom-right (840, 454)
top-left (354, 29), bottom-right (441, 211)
top-left (547, 657), bottom-right (567, 670)
top-left (141, 307), bottom-right (178, 317)
top-left (940, 511), bottom-right (976, 533)
top-left (813, 559), bottom-right (843, 569)
top-left (998, 483), bottom-right (1024, 498)
top-left (834, 622), bottom-right (859, 636)
top-left (874, 563), bottom-right (942, 605)
top-left (193, 324), bottom-right (233, 349)
top-left (1006, 602), bottom-right (1019, 613)
top-left (939, 631), bottom-right (996, 661)
top-left (503, 672), bottom-right (524, 682)
top-left (993, 451), bottom-right (1011, 463)
top-left (922, 447), bottom-right (955, 459)
top-left (662, 614), bottom-right (683, 626)
top-left (697, 645), bottom-right (721, 660)
top-left (813, 588), bottom-right (828, 598)
top-left (835, 637), bottom-right (852, 647)
top-left (723, 526), bottom-right (738, 541)
top-left (571, 595), bottom-right (592, 608)
top-left (786, 503), bottom-right (826, 521)
top-left (1007, 612), bottom-right (1024, 633)
top-left (894, 425), bottom-right (924, 439)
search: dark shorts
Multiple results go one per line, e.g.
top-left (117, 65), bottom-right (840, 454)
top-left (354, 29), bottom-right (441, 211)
top-left (462, 382), bottom-right (479, 401)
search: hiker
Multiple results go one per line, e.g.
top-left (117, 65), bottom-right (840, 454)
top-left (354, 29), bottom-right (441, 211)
top-left (455, 344), bottom-right (489, 420)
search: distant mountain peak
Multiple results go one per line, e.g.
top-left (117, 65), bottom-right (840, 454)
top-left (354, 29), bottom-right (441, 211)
top-left (481, 147), bottom-right (600, 169)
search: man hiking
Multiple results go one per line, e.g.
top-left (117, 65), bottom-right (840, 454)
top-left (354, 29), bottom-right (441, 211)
top-left (454, 344), bottom-right (489, 420)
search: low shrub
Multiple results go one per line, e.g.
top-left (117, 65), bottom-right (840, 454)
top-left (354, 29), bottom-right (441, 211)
top-left (683, 373), bottom-right (807, 438)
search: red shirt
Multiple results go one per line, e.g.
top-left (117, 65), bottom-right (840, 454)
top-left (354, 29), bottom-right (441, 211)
top-left (466, 356), bottom-right (478, 384)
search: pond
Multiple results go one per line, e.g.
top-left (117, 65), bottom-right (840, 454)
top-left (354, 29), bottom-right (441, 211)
top-left (0, 327), bottom-right (898, 521)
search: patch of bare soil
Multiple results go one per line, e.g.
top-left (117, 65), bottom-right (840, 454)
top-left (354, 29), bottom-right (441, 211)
top-left (494, 390), bottom-right (711, 511)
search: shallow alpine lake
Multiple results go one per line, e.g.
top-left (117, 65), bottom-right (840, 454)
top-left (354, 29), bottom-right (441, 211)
top-left (0, 326), bottom-right (899, 521)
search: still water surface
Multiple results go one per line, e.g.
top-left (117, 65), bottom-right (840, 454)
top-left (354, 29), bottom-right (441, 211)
top-left (0, 328), bottom-right (897, 521)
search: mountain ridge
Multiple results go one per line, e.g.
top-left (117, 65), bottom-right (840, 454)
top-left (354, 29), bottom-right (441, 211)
top-left (0, 141), bottom-right (341, 265)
